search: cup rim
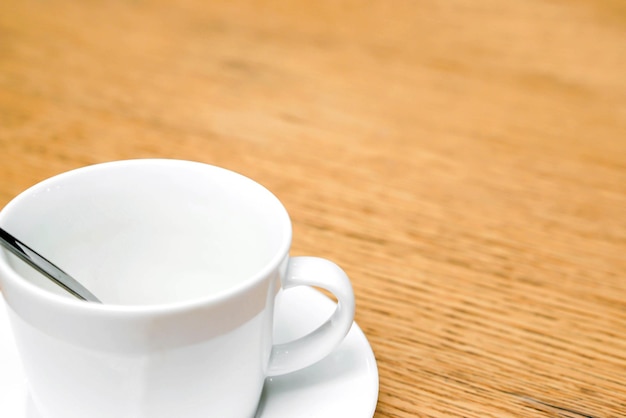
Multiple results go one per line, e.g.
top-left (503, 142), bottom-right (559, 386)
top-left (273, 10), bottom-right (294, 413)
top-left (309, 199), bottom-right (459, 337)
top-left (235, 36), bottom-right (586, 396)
top-left (0, 159), bottom-right (293, 315)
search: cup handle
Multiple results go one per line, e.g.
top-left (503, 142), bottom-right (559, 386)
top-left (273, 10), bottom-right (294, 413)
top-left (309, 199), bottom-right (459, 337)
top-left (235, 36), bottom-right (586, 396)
top-left (267, 256), bottom-right (355, 377)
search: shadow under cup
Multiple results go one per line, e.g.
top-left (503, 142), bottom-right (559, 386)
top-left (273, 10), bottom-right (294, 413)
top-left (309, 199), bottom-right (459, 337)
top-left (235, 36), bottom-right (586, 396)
top-left (1, 160), bottom-right (291, 306)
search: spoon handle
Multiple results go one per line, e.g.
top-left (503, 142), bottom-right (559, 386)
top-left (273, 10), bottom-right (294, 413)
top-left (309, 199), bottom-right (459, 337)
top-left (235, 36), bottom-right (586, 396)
top-left (0, 227), bottom-right (101, 303)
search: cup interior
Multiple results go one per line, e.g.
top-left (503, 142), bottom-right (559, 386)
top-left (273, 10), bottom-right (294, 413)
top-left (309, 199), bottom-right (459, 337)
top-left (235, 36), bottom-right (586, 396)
top-left (0, 160), bottom-right (290, 306)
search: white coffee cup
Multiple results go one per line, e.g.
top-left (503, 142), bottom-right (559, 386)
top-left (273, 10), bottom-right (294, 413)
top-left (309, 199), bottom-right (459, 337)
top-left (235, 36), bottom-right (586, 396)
top-left (0, 159), bottom-right (355, 418)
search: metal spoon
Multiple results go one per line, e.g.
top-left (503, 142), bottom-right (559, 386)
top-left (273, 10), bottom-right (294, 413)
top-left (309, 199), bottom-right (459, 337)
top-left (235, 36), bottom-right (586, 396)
top-left (0, 227), bottom-right (101, 303)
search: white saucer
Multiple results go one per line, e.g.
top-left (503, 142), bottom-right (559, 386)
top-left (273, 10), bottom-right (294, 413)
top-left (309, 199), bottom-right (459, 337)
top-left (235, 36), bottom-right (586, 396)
top-left (0, 287), bottom-right (379, 418)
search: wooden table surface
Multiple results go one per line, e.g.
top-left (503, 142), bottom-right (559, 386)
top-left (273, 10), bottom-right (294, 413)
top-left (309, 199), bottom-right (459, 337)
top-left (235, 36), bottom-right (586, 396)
top-left (1, 1), bottom-right (625, 416)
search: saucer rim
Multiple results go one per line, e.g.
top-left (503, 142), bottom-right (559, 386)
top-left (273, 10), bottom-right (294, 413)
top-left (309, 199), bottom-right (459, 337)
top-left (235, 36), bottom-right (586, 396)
top-left (263, 286), bottom-right (379, 417)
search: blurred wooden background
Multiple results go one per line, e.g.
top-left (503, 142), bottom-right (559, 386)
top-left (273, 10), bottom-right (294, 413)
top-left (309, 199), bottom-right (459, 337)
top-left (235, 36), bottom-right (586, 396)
top-left (1, 0), bottom-right (625, 416)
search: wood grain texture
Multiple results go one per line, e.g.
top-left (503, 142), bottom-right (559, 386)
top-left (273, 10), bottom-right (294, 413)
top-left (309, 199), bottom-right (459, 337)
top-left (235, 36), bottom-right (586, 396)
top-left (1, 0), bottom-right (625, 416)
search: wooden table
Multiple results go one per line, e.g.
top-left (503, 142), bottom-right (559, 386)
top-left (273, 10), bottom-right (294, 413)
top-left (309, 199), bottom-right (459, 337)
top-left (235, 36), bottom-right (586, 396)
top-left (1, 1), bottom-right (625, 416)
